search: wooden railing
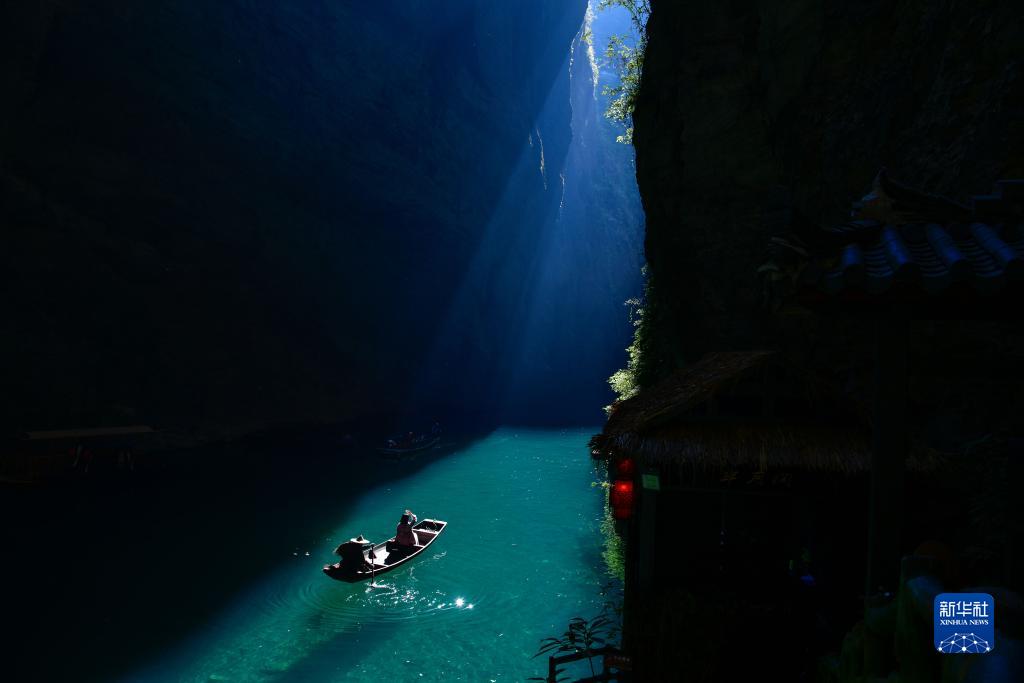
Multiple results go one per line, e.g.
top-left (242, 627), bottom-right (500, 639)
top-left (545, 646), bottom-right (630, 682)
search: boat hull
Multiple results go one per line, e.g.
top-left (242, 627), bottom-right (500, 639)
top-left (376, 436), bottom-right (439, 457)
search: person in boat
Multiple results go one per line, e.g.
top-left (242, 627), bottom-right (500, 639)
top-left (395, 510), bottom-right (419, 548)
top-left (334, 534), bottom-right (374, 571)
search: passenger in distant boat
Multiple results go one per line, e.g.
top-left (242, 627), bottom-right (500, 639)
top-left (396, 509), bottom-right (419, 548)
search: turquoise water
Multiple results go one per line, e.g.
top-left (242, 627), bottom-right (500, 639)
top-left (124, 428), bottom-right (610, 682)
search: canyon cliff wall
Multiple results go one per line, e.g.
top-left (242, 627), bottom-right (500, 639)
top-left (1, 1), bottom-right (591, 431)
top-left (632, 0), bottom-right (1024, 426)
top-left (628, 4), bottom-right (1024, 677)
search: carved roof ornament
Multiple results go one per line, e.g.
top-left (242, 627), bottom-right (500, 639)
top-left (760, 170), bottom-right (1024, 314)
top-left (853, 169), bottom-right (972, 226)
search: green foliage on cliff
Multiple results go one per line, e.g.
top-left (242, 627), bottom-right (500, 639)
top-left (596, 0), bottom-right (649, 144)
top-left (607, 296), bottom-right (644, 405)
top-left (607, 270), bottom-right (681, 406)
top-left (607, 266), bottom-right (667, 405)
top-left (630, 274), bottom-right (681, 389)
top-left (600, 502), bottom-right (626, 580)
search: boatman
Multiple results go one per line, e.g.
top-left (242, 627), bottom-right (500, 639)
top-left (334, 534), bottom-right (374, 571)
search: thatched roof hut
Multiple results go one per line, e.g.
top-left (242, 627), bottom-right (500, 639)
top-left (590, 351), bottom-right (876, 476)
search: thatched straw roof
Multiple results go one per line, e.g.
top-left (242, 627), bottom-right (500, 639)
top-left (590, 351), bottom-right (875, 475)
top-left (593, 419), bottom-right (871, 474)
top-left (600, 351), bottom-right (777, 435)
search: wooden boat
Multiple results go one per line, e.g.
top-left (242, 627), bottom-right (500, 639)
top-left (376, 435), bottom-right (440, 457)
top-left (323, 518), bottom-right (447, 582)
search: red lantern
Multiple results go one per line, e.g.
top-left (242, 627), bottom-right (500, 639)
top-left (609, 478), bottom-right (635, 519)
top-left (614, 457), bottom-right (636, 478)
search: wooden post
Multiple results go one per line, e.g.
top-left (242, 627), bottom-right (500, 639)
top-left (619, 461), bottom-right (637, 655)
top-left (1009, 438), bottom-right (1023, 590)
top-left (621, 527), bottom-right (635, 654)
top-left (862, 316), bottom-right (909, 676)
top-left (865, 315), bottom-right (908, 598)
top-left (637, 468), bottom-right (659, 592)
top-left (621, 468), bottom-right (658, 662)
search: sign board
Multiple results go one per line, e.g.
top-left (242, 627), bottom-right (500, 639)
top-left (934, 593), bottom-right (995, 654)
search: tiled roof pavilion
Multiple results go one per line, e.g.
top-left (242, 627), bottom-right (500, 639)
top-left (769, 173), bottom-right (1024, 314)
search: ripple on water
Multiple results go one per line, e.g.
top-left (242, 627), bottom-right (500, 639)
top-left (257, 556), bottom-right (499, 642)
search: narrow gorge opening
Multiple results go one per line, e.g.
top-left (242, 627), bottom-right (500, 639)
top-left (2, 2), bottom-right (645, 681)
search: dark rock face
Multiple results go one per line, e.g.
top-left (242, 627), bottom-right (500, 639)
top-left (630, 5), bottom-right (1024, 675)
top-left (633, 0), bottom-right (1024, 376)
top-left (1, 1), bottom-right (592, 431)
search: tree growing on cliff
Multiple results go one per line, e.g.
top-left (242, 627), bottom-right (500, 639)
top-left (607, 296), bottom-right (644, 405)
top-left (596, 0), bottom-right (649, 144)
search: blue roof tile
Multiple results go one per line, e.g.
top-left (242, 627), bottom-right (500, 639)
top-left (808, 179), bottom-right (1024, 297)
top-left (763, 174), bottom-right (1024, 317)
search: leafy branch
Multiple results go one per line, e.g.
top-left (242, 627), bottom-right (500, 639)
top-left (594, 0), bottom-right (650, 144)
top-left (530, 599), bottom-right (622, 680)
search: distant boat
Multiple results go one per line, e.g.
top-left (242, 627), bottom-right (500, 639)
top-left (376, 423), bottom-right (442, 457)
top-left (376, 435), bottom-right (440, 457)
top-left (323, 518), bottom-right (447, 582)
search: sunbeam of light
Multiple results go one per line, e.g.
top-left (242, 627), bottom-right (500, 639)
top-left (396, 49), bottom-right (579, 421)
top-left (398, 17), bottom-right (643, 427)
top-left (440, 4), bottom-right (643, 425)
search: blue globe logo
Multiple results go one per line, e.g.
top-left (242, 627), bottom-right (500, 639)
top-left (937, 633), bottom-right (992, 654)
top-left (934, 593), bottom-right (995, 654)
